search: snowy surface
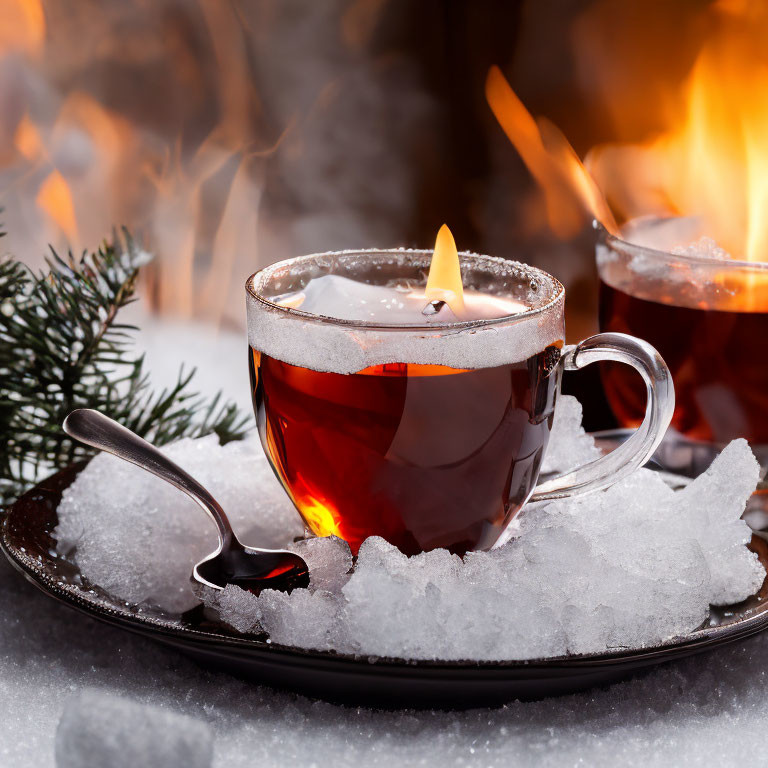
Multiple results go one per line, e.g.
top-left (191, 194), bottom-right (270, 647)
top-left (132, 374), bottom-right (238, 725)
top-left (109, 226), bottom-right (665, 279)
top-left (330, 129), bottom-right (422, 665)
top-left (56, 690), bottom-right (213, 768)
top-left (5, 313), bottom-right (767, 766)
top-left (4, 549), bottom-right (768, 767)
top-left (129, 308), bottom-right (255, 414)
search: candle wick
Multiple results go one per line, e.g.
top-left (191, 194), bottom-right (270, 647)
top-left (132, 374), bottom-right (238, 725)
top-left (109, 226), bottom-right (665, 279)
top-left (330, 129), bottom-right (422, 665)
top-left (422, 299), bottom-right (447, 316)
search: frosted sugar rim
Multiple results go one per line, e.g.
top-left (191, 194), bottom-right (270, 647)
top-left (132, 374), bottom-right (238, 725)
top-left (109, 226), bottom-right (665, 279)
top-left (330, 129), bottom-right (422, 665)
top-left (596, 217), bottom-right (768, 311)
top-left (246, 249), bottom-right (565, 373)
top-left (600, 216), bottom-right (768, 271)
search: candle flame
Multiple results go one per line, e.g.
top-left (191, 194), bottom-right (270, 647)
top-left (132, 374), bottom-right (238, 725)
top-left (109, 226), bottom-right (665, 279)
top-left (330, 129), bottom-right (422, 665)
top-left (425, 224), bottom-right (465, 316)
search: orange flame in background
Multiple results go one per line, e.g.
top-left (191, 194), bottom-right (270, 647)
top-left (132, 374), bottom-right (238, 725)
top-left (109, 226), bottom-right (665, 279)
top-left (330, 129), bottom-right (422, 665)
top-left (145, 135), bottom-right (261, 321)
top-left (485, 65), bottom-right (618, 239)
top-left (9, 90), bottom-right (139, 262)
top-left (0, 0), bottom-right (264, 327)
top-left (488, 0), bottom-right (768, 265)
top-left (36, 170), bottom-right (77, 243)
top-left (0, 0), bottom-right (45, 55)
top-left (585, 0), bottom-right (768, 262)
top-left (13, 114), bottom-right (43, 161)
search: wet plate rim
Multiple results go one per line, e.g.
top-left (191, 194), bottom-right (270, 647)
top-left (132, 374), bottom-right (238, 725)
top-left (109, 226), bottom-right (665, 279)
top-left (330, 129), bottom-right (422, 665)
top-left (3, 437), bottom-right (768, 709)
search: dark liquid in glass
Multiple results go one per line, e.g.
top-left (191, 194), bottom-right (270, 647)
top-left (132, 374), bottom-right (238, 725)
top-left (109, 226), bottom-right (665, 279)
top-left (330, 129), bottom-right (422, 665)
top-left (599, 279), bottom-right (768, 444)
top-left (249, 346), bottom-right (561, 555)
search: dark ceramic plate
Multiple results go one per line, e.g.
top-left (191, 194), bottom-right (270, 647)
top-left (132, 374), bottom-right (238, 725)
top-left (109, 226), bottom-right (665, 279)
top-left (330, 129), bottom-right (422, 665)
top-left (3, 434), bottom-right (768, 710)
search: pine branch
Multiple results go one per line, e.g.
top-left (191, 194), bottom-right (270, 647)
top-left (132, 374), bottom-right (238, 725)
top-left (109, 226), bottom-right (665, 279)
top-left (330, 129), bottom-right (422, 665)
top-left (0, 229), bottom-right (249, 506)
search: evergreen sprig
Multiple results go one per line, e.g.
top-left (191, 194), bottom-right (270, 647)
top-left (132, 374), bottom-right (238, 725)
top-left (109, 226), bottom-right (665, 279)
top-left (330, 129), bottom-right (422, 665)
top-left (0, 228), bottom-right (249, 506)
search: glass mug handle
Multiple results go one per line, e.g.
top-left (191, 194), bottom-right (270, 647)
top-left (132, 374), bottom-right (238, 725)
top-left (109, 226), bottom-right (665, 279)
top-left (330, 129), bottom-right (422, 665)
top-left (530, 332), bottom-right (675, 502)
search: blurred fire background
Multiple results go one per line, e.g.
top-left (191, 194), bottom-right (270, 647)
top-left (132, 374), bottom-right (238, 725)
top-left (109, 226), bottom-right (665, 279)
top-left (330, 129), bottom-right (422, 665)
top-left (0, 0), bottom-right (715, 426)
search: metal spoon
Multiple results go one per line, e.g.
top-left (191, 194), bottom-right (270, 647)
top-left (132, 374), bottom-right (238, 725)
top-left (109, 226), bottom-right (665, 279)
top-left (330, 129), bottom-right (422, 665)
top-left (63, 409), bottom-right (310, 594)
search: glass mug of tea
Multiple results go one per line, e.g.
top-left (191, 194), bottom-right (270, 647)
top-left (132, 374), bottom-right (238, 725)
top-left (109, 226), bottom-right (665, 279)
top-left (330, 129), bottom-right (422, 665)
top-left (597, 217), bottom-right (768, 448)
top-left (246, 249), bottom-right (674, 556)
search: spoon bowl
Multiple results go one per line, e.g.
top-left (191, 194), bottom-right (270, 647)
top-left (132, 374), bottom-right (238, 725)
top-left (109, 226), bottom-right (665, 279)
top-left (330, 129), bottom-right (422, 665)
top-left (193, 541), bottom-right (310, 593)
top-left (63, 409), bottom-right (310, 594)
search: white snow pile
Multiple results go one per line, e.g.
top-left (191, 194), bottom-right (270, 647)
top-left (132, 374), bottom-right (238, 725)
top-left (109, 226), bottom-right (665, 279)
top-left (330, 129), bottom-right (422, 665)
top-left (55, 432), bottom-right (304, 614)
top-left (55, 396), bottom-right (765, 661)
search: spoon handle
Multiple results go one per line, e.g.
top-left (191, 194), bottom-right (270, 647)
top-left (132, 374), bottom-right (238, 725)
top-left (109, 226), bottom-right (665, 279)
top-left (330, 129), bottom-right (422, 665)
top-left (63, 409), bottom-right (235, 548)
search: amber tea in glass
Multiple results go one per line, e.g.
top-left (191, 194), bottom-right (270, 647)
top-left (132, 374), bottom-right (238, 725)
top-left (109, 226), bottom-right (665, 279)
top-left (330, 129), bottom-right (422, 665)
top-left (246, 249), bottom-right (673, 555)
top-left (598, 218), bottom-right (768, 446)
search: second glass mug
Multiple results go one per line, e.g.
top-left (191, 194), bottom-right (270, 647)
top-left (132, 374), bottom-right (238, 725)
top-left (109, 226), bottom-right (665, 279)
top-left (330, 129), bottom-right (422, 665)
top-left (597, 218), bottom-right (768, 446)
top-left (246, 250), bottom-right (674, 556)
